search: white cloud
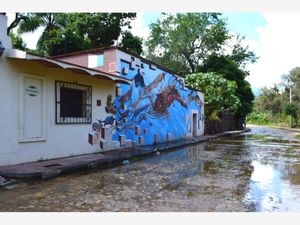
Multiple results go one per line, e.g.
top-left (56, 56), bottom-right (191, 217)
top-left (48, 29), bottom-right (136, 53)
top-left (21, 27), bottom-right (43, 49)
top-left (129, 13), bottom-right (151, 41)
top-left (221, 32), bottom-right (259, 57)
top-left (6, 12), bottom-right (41, 49)
top-left (247, 13), bottom-right (300, 90)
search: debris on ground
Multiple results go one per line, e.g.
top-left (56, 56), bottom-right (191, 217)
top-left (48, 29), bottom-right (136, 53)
top-left (0, 176), bottom-right (7, 185)
top-left (0, 176), bottom-right (19, 188)
top-left (122, 160), bottom-right (130, 165)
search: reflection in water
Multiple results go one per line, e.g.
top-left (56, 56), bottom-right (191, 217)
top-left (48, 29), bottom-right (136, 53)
top-left (245, 161), bottom-right (282, 211)
top-left (1, 126), bottom-right (300, 212)
top-left (243, 127), bottom-right (300, 211)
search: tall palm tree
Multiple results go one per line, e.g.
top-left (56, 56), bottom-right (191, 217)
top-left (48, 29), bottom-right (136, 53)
top-left (18, 13), bottom-right (66, 55)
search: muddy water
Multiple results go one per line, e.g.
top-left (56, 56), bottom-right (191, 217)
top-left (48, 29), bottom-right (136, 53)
top-left (1, 126), bottom-right (300, 212)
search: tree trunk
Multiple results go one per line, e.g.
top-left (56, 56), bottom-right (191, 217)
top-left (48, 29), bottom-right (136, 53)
top-left (185, 56), bottom-right (196, 73)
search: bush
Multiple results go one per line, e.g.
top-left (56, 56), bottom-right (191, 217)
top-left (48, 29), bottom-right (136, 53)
top-left (246, 112), bottom-right (272, 125)
top-left (283, 103), bottom-right (299, 127)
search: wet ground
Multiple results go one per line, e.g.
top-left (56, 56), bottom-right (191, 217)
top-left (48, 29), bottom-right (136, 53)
top-left (1, 126), bottom-right (300, 212)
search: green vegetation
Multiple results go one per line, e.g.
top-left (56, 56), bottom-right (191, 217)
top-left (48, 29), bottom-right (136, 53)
top-left (8, 32), bottom-right (27, 50)
top-left (248, 67), bottom-right (300, 128)
top-left (186, 72), bottom-right (241, 118)
top-left (198, 54), bottom-right (254, 117)
top-left (283, 103), bottom-right (299, 126)
top-left (7, 13), bottom-right (141, 56)
top-left (246, 111), bottom-right (290, 127)
top-left (146, 13), bottom-right (229, 75)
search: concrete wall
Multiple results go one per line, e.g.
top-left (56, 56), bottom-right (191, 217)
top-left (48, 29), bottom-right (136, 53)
top-left (105, 50), bottom-right (205, 146)
top-left (204, 112), bottom-right (245, 135)
top-left (0, 57), bottom-right (115, 165)
top-left (57, 54), bottom-right (89, 68)
top-left (0, 14), bottom-right (12, 49)
top-left (57, 48), bottom-right (117, 74)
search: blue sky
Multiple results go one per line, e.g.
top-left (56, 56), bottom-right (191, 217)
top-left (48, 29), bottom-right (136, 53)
top-left (223, 13), bottom-right (268, 95)
top-left (223, 13), bottom-right (267, 41)
top-left (142, 13), bottom-right (161, 26)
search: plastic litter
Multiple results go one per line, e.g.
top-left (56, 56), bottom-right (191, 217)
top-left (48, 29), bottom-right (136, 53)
top-left (0, 176), bottom-right (7, 184)
top-left (122, 160), bottom-right (130, 165)
top-left (0, 176), bottom-right (19, 188)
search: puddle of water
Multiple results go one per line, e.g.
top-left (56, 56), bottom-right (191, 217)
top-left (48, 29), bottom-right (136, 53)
top-left (1, 126), bottom-right (300, 212)
top-left (244, 161), bottom-right (300, 212)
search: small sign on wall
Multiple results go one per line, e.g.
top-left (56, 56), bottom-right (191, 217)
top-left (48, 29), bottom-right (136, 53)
top-left (25, 85), bottom-right (39, 97)
top-left (96, 99), bottom-right (101, 106)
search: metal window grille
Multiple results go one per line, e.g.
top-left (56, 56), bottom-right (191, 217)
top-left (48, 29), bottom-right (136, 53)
top-left (55, 81), bottom-right (92, 124)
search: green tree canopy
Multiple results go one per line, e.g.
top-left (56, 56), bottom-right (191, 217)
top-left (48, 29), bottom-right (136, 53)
top-left (185, 72), bottom-right (241, 118)
top-left (283, 102), bottom-right (299, 127)
top-left (146, 13), bottom-right (257, 76)
top-left (146, 13), bottom-right (229, 74)
top-left (13, 13), bottom-right (138, 56)
top-left (281, 67), bottom-right (300, 103)
top-left (254, 85), bottom-right (283, 115)
top-left (199, 54), bottom-right (254, 116)
top-left (118, 31), bottom-right (143, 55)
top-left (9, 32), bottom-right (27, 50)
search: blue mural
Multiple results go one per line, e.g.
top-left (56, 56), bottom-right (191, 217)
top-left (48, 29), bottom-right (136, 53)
top-left (90, 58), bottom-right (204, 148)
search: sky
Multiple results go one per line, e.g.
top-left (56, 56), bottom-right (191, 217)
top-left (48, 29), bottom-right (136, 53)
top-left (7, 12), bottom-right (300, 95)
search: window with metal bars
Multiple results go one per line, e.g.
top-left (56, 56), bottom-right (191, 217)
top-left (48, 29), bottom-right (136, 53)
top-left (55, 81), bottom-right (92, 124)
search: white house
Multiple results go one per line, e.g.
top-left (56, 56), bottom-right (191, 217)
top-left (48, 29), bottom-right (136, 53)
top-left (0, 14), bottom-right (131, 165)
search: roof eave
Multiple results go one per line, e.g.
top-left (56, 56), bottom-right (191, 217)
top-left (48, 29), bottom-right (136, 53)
top-left (6, 49), bottom-right (131, 85)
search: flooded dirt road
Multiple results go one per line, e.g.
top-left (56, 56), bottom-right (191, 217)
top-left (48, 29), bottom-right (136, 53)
top-left (1, 126), bottom-right (300, 212)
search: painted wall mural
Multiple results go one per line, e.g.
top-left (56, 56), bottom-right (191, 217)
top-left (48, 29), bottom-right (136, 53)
top-left (89, 57), bottom-right (204, 150)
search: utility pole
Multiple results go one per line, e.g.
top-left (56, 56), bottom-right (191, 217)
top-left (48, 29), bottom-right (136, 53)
top-left (290, 85), bottom-right (292, 128)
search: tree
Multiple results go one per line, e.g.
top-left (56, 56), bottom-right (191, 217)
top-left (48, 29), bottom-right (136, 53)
top-left (7, 13), bottom-right (28, 35)
top-left (251, 67), bottom-right (300, 127)
top-left (119, 31), bottom-right (143, 55)
top-left (283, 103), bottom-right (299, 127)
top-left (254, 85), bottom-right (284, 115)
top-left (146, 13), bottom-right (229, 74)
top-left (222, 34), bottom-right (257, 68)
top-left (17, 13), bottom-right (67, 56)
top-left (68, 13), bottom-right (136, 49)
top-left (281, 67), bottom-right (300, 103)
top-left (15, 13), bottom-right (137, 56)
top-left (282, 67), bottom-right (300, 88)
top-left (36, 27), bottom-right (89, 56)
top-left (185, 72), bottom-right (241, 118)
top-left (9, 32), bottom-right (27, 50)
top-left (199, 54), bottom-right (254, 116)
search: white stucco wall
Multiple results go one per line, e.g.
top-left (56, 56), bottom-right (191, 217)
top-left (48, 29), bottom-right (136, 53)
top-left (0, 14), bottom-right (12, 49)
top-left (0, 57), bottom-right (116, 165)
